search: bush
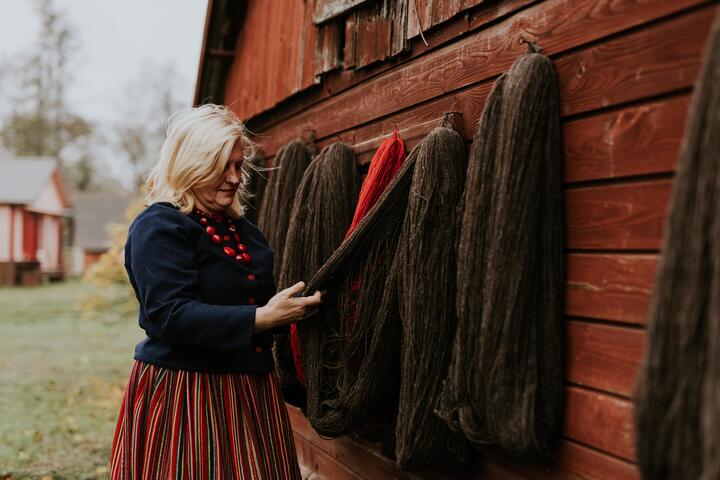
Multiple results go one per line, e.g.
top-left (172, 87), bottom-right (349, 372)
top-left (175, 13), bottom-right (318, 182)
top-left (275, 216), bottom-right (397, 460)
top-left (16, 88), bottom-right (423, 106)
top-left (80, 198), bottom-right (145, 323)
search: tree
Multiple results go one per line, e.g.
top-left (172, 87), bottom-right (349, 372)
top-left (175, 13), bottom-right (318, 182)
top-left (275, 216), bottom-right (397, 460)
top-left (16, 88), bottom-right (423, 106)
top-left (0, 0), bottom-right (96, 190)
top-left (114, 61), bottom-right (189, 190)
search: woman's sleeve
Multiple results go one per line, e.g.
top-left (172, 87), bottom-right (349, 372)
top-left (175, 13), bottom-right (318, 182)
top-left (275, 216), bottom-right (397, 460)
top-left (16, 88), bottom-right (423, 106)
top-left (126, 208), bottom-right (256, 352)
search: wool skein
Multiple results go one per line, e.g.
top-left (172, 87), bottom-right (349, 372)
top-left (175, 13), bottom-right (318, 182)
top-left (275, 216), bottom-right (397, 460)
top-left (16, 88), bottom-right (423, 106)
top-left (394, 126), bottom-right (468, 469)
top-left (257, 140), bottom-right (313, 282)
top-left (436, 50), bottom-right (565, 459)
top-left (277, 143), bottom-right (360, 388)
top-left (299, 123), bottom-right (470, 473)
top-left (634, 15), bottom-right (720, 480)
top-left (258, 139), bottom-right (313, 395)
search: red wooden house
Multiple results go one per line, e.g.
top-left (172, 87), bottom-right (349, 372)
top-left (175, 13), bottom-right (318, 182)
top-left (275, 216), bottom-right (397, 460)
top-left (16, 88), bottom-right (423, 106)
top-left (0, 158), bottom-right (72, 285)
top-left (195, 0), bottom-right (714, 477)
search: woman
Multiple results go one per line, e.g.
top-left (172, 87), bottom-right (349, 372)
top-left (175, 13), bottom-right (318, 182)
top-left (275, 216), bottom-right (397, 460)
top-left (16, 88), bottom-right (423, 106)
top-left (110, 104), bottom-right (321, 479)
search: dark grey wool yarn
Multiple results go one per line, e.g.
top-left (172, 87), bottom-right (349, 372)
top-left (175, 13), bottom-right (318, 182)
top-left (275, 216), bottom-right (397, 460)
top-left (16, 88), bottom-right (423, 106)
top-left (257, 140), bottom-right (313, 282)
top-left (272, 143), bottom-right (360, 398)
top-left (394, 126), bottom-right (468, 469)
top-left (436, 50), bottom-right (565, 459)
top-left (634, 14), bottom-right (720, 480)
top-left (297, 123), bottom-right (470, 471)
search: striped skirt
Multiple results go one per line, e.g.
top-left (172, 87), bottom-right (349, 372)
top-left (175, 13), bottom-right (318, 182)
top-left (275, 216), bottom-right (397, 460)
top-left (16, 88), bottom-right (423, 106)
top-left (110, 360), bottom-right (301, 479)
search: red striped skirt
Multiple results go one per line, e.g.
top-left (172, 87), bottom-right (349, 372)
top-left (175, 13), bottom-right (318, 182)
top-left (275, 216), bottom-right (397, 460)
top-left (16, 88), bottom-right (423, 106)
top-left (110, 360), bottom-right (301, 479)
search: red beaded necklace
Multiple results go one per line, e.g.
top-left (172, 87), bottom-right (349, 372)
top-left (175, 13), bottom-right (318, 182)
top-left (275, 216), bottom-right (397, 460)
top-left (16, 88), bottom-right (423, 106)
top-left (193, 208), bottom-right (252, 265)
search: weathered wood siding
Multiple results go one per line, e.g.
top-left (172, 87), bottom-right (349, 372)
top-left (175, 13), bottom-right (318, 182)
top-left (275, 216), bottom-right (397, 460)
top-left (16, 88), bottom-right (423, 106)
top-left (219, 0), bottom-right (719, 477)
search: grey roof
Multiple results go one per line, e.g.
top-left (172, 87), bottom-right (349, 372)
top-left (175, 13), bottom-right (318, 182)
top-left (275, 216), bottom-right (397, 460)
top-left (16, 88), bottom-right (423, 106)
top-left (72, 190), bottom-right (136, 251)
top-left (0, 158), bottom-right (59, 204)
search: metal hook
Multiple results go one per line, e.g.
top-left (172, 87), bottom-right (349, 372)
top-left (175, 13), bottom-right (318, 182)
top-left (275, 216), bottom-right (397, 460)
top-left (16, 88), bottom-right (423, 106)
top-left (519, 36), bottom-right (542, 54)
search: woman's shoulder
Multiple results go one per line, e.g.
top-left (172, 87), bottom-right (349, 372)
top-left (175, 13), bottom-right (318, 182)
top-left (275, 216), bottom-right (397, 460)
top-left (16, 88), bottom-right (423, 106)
top-left (128, 202), bottom-right (190, 239)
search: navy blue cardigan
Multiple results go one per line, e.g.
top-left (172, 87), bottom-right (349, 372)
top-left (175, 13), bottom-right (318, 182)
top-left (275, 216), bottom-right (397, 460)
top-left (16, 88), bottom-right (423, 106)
top-left (124, 202), bottom-right (283, 373)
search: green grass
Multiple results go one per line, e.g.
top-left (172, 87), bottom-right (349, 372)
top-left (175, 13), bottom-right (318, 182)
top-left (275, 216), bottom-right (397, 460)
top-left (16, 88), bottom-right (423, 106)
top-left (0, 280), bottom-right (143, 479)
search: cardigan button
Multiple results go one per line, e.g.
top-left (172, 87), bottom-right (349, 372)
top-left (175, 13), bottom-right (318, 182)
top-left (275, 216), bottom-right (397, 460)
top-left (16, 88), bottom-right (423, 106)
top-left (248, 274), bottom-right (255, 281)
top-left (255, 346), bottom-right (263, 353)
top-left (223, 235), bottom-right (230, 241)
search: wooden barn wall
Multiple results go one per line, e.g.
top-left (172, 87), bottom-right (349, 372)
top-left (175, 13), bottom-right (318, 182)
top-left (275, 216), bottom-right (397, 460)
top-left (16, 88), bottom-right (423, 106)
top-left (222, 0), bottom-right (719, 478)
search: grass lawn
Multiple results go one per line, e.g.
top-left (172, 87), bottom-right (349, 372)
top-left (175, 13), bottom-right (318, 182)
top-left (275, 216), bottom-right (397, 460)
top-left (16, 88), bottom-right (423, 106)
top-left (0, 280), bottom-right (142, 479)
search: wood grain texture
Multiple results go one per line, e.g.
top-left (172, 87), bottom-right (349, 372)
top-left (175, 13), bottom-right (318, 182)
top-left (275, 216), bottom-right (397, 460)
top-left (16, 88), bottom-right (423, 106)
top-left (566, 254), bottom-right (657, 324)
top-left (315, 21), bottom-right (343, 76)
top-left (246, 0), bottom-right (536, 133)
top-left (565, 179), bottom-right (672, 250)
top-left (338, 0), bottom-right (410, 70)
top-left (564, 95), bottom-right (689, 182)
top-left (294, 432), bottom-right (363, 479)
top-left (564, 387), bottom-right (635, 462)
top-left (567, 320), bottom-right (646, 396)
top-left (482, 441), bottom-right (640, 480)
top-left (250, 0), bottom-right (713, 155)
top-left (407, 0), bottom-right (487, 39)
top-left (314, 0), bottom-right (372, 24)
top-left (289, 386), bottom-right (640, 477)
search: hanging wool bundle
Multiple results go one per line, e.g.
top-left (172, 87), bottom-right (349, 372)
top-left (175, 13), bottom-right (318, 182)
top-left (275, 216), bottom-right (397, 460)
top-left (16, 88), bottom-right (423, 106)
top-left (298, 122), bottom-right (466, 454)
top-left (394, 126), bottom-right (467, 469)
top-left (340, 130), bottom-right (407, 340)
top-left (242, 150), bottom-right (268, 225)
top-left (257, 140), bottom-right (313, 281)
top-left (436, 50), bottom-right (565, 459)
top-left (347, 130), bottom-right (406, 236)
top-left (275, 143), bottom-right (360, 391)
top-left (634, 16), bottom-right (720, 480)
top-left (286, 130), bottom-right (407, 389)
top-left (297, 135), bottom-right (423, 438)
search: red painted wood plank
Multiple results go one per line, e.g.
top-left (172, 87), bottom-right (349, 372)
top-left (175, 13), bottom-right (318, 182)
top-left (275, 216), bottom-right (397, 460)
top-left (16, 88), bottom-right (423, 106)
top-left (253, 0), bottom-right (713, 155)
top-left (564, 95), bottom-right (689, 182)
top-left (408, 0), bottom-right (492, 39)
top-left (555, 6), bottom-right (711, 117)
top-left (294, 432), bottom-right (363, 479)
top-left (482, 441), bottom-right (640, 480)
top-left (565, 179), bottom-right (672, 250)
top-left (566, 253), bottom-right (657, 324)
top-left (289, 406), bottom-right (413, 479)
top-left (564, 386), bottom-right (635, 462)
top-left (289, 385), bottom-right (639, 477)
top-left (567, 320), bottom-right (646, 397)
top-left (246, 0), bottom-right (536, 133)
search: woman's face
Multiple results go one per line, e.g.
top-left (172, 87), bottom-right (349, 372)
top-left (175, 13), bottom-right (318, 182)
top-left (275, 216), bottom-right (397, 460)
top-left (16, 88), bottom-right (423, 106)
top-left (192, 142), bottom-right (244, 213)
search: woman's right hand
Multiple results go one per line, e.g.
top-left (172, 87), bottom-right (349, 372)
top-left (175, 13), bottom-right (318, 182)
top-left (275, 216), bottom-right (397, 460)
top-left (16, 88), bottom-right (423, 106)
top-left (253, 281), bottom-right (322, 332)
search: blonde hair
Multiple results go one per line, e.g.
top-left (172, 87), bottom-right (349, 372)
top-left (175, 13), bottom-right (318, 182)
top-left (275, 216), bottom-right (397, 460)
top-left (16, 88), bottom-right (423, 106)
top-left (145, 104), bottom-right (259, 218)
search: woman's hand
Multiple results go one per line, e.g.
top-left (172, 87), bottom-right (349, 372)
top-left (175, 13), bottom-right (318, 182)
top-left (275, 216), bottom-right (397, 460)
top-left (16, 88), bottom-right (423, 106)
top-left (253, 281), bottom-right (322, 332)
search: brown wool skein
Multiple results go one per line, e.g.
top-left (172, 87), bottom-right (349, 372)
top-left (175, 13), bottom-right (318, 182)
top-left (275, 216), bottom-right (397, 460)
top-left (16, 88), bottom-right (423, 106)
top-left (634, 14), bottom-right (720, 480)
top-left (436, 50), bottom-right (565, 460)
top-left (272, 143), bottom-right (359, 398)
top-left (257, 140), bottom-right (313, 282)
top-left (394, 125), bottom-right (468, 470)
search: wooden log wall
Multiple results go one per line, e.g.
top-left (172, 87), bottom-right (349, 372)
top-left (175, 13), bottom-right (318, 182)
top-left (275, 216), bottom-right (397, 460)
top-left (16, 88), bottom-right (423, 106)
top-left (222, 0), bottom-right (720, 478)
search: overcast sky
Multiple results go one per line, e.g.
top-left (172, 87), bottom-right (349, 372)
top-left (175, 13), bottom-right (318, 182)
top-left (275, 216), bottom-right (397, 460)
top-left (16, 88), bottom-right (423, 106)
top-left (0, 0), bottom-right (207, 185)
top-left (0, 0), bottom-right (206, 123)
